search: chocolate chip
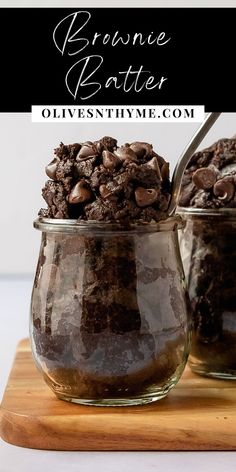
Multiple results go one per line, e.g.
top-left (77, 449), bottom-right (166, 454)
top-left (94, 141), bottom-right (104, 154)
top-left (161, 162), bottom-right (170, 181)
top-left (102, 150), bottom-right (121, 170)
top-left (146, 156), bottom-right (161, 178)
top-left (68, 180), bottom-right (93, 204)
top-left (152, 151), bottom-right (166, 168)
top-left (213, 179), bottom-right (235, 202)
top-left (99, 136), bottom-right (117, 151)
top-left (45, 157), bottom-right (60, 180)
top-left (135, 187), bottom-right (159, 207)
top-left (114, 146), bottom-right (137, 162)
top-left (130, 142), bottom-right (153, 158)
top-left (76, 144), bottom-right (98, 161)
top-left (192, 167), bottom-right (217, 190)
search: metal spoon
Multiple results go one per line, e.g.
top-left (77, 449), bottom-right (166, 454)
top-left (168, 112), bottom-right (221, 215)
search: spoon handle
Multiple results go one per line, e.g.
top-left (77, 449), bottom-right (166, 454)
top-left (168, 112), bottom-right (221, 215)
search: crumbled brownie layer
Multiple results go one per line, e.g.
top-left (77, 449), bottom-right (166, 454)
top-left (39, 137), bottom-right (171, 222)
top-left (182, 216), bottom-right (236, 375)
top-left (179, 138), bottom-right (236, 208)
top-left (31, 230), bottom-right (188, 400)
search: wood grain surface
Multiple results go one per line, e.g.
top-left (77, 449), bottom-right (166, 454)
top-left (1, 339), bottom-right (236, 451)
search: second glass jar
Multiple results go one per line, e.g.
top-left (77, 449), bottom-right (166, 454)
top-left (179, 208), bottom-right (236, 379)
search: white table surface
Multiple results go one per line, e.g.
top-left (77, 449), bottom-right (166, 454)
top-left (0, 277), bottom-right (236, 471)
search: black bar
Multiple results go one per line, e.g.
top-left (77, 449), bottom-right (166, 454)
top-left (0, 8), bottom-right (235, 112)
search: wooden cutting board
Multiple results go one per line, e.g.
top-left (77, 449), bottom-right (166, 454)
top-left (1, 339), bottom-right (236, 451)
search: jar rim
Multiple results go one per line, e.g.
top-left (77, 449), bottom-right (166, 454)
top-left (177, 206), bottom-right (236, 218)
top-left (33, 215), bottom-right (184, 234)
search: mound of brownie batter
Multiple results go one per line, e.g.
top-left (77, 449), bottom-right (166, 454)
top-left (179, 138), bottom-right (236, 208)
top-left (39, 136), bottom-right (171, 222)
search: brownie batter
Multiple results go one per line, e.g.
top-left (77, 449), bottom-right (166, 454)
top-left (179, 138), bottom-right (236, 209)
top-left (39, 136), bottom-right (171, 222)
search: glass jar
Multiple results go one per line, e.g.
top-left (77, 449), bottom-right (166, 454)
top-left (179, 207), bottom-right (236, 379)
top-left (30, 217), bottom-right (191, 406)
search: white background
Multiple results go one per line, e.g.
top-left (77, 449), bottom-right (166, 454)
top-left (1, 1), bottom-right (236, 471)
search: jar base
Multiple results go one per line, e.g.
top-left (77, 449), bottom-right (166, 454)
top-left (54, 380), bottom-right (178, 407)
top-left (189, 362), bottom-right (236, 380)
top-left (56, 391), bottom-right (167, 407)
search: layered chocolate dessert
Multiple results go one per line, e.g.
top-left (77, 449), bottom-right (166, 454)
top-left (179, 138), bottom-right (236, 377)
top-left (31, 137), bottom-right (189, 404)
